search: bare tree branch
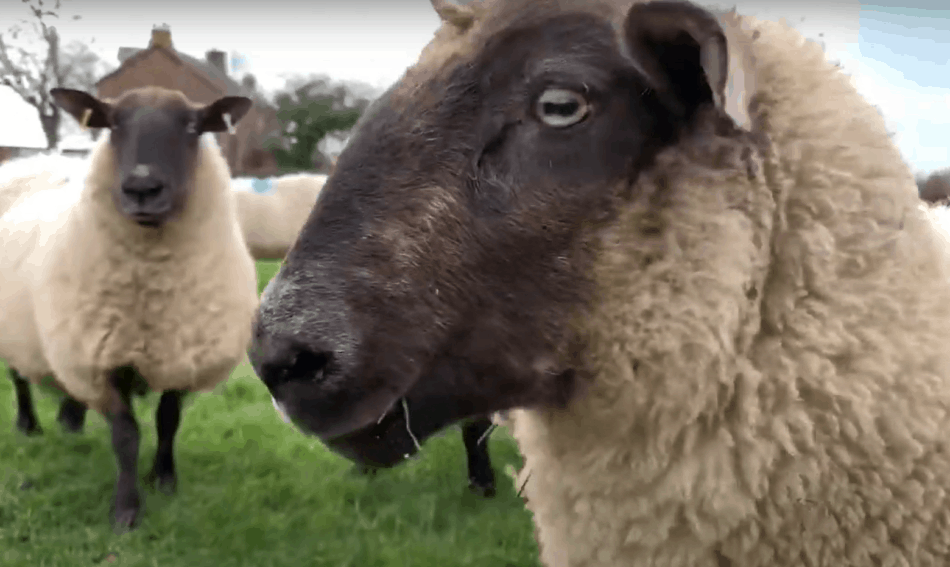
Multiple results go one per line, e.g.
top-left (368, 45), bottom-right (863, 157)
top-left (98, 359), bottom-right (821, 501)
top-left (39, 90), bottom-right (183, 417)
top-left (1, 0), bottom-right (100, 149)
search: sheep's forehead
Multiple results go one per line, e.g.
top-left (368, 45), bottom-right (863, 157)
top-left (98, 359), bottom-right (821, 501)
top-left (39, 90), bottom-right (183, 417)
top-left (111, 87), bottom-right (195, 125)
top-left (393, 0), bottom-right (629, 105)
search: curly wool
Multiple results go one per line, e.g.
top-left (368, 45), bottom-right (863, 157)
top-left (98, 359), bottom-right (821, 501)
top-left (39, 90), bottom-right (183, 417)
top-left (506, 10), bottom-right (950, 567)
top-left (232, 173), bottom-right (327, 260)
top-left (0, 134), bottom-right (259, 413)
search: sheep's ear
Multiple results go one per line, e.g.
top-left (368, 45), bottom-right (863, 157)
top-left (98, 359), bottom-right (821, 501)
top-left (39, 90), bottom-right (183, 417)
top-left (430, 0), bottom-right (476, 31)
top-left (624, 0), bottom-right (729, 120)
top-left (50, 88), bottom-right (112, 128)
top-left (196, 96), bottom-right (253, 134)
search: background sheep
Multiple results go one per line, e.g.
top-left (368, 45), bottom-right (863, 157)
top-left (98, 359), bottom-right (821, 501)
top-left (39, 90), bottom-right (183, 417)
top-left (0, 153), bottom-right (91, 436)
top-left (0, 152), bottom-right (88, 222)
top-left (248, 0), bottom-right (950, 565)
top-left (0, 85), bottom-right (258, 531)
top-left (355, 416), bottom-right (499, 497)
top-left (232, 173), bottom-right (327, 260)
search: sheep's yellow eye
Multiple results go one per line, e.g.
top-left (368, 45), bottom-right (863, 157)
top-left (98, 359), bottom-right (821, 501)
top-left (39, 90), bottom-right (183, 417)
top-left (534, 88), bottom-right (590, 128)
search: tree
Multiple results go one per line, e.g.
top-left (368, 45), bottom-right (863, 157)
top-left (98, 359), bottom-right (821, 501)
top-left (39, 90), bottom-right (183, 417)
top-left (0, 0), bottom-right (111, 149)
top-left (266, 74), bottom-right (376, 173)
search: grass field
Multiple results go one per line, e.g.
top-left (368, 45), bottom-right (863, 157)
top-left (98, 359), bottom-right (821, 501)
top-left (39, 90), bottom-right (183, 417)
top-left (0, 260), bottom-right (541, 567)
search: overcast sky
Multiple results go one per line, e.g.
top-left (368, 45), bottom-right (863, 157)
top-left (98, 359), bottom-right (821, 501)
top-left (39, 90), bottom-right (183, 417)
top-left (1, 0), bottom-right (947, 173)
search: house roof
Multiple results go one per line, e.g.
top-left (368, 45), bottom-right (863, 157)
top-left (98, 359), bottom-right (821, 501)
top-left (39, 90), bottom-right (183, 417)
top-left (96, 38), bottom-right (274, 110)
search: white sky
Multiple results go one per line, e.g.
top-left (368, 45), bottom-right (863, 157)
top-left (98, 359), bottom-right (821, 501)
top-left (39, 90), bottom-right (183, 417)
top-left (1, 0), bottom-right (947, 173)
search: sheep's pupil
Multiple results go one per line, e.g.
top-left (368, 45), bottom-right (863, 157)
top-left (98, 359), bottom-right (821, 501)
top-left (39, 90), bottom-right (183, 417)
top-left (544, 100), bottom-right (579, 117)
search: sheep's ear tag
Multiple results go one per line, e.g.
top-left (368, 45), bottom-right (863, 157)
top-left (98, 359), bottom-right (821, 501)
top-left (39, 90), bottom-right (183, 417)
top-left (79, 108), bottom-right (92, 130)
top-left (223, 112), bottom-right (236, 135)
top-left (251, 177), bottom-right (274, 195)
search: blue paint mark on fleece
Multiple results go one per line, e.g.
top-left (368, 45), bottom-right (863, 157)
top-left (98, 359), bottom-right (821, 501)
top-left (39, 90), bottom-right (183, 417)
top-left (250, 177), bottom-right (275, 195)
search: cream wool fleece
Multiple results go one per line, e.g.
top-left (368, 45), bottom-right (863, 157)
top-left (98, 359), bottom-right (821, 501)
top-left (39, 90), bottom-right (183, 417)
top-left (508, 10), bottom-right (950, 567)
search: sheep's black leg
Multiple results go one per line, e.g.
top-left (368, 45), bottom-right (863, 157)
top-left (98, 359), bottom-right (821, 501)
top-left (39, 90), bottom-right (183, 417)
top-left (56, 395), bottom-right (87, 433)
top-left (106, 367), bottom-right (142, 532)
top-left (462, 416), bottom-right (497, 497)
top-left (145, 390), bottom-right (183, 495)
top-left (10, 368), bottom-right (42, 436)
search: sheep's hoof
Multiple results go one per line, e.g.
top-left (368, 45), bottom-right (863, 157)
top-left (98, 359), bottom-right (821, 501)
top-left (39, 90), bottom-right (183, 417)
top-left (112, 498), bottom-right (141, 533)
top-left (56, 400), bottom-right (86, 433)
top-left (468, 480), bottom-right (496, 498)
top-left (351, 463), bottom-right (379, 477)
top-left (144, 468), bottom-right (177, 495)
top-left (112, 509), bottom-right (139, 534)
top-left (15, 415), bottom-right (42, 436)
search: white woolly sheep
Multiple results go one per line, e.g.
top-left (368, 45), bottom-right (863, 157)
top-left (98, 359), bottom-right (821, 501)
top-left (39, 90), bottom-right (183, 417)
top-left (231, 173), bottom-right (327, 260)
top-left (248, 0), bottom-right (950, 565)
top-left (0, 85), bottom-right (259, 532)
top-left (0, 151), bottom-right (88, 217)
top-left (1, 152), bottom-right (93, 435)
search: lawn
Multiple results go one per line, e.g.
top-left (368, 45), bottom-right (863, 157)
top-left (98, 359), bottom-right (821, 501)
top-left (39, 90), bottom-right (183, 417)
top-left (0, 260), bottom-right (541, 567)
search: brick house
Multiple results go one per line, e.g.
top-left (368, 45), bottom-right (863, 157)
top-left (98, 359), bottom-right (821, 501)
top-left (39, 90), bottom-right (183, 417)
top-left (94, 25), bottom-right (280, 177)
top-left (920, 171), bottom-right (950, 203)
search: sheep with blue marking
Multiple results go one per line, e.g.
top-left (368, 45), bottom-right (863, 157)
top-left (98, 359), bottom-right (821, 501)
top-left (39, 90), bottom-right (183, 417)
top-left (232, 173), bottom-right (327, 260)
top-left (0, 85), bottom-right (258, 531)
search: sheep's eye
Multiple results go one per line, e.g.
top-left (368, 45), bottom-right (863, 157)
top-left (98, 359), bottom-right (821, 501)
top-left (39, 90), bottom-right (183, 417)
top-left (534, 88), bottom-right (589, 128)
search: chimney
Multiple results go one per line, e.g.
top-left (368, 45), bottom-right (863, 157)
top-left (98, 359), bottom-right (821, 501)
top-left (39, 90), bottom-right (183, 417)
top-left (150, 24), bottom-right (172, 49)
top-left (206, 50), bottom-right (228, 75)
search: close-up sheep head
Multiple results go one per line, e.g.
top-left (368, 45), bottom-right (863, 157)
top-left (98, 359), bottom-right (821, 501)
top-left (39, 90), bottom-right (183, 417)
top-left (250, 0), bottom-right (751, 468)
top-left (50, 86), bottom-right (252, 227)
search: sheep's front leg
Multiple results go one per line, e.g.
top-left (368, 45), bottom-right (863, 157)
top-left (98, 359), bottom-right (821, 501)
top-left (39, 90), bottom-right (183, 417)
top-left (145, 390), bottom-right (183, 495)
top-left (106, 368), bottom-right (142, 532)
top-left (461, 417), bottom-right (497, 497)
top-left (10, 368), bottom-right (42, 436)
top-left (56, 396), bottom-right (87, 433)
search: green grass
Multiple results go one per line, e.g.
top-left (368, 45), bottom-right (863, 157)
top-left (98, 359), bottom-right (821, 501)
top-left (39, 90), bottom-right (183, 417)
top-left (0, 260), bottom-right (539, 567)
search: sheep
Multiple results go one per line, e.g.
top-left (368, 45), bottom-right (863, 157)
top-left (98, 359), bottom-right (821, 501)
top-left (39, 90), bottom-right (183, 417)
top-left (0, 151), bottom-right (88, 218)
top-left (0, 150), bottom-right (88, 186)
top-left (247, 0), bottom-right (950, 564)
top-left (0, 85), bottom-right (259, 532)
top-left (1, 153), bottom-right (92, 435)
top-left (231, 173), bottom-right (327, 260)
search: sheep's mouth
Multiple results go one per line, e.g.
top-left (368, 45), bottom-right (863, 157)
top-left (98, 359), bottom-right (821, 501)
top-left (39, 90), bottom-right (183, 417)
top-left (320, 396), bottom-right (426, 468)
top-left (128, 212), bottom-right (165, 227)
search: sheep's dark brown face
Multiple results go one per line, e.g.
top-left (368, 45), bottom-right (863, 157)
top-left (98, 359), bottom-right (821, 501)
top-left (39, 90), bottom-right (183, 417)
top-left (250, 0), bottom-right (733, 468)
top-left (50, 86), bottom-right (252, 227)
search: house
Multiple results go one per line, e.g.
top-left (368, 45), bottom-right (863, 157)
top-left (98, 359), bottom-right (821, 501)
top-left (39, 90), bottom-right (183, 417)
top-left (0, 86), bottom-right (49, 164)
top-left (94, 24), bottom-right (280, 176)
top-left (920, 170), bottom-right (950, 203)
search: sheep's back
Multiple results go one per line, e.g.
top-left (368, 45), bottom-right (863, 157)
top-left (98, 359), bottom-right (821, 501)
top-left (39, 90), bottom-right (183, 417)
top-left (232, 174), bottom-right (326, 259)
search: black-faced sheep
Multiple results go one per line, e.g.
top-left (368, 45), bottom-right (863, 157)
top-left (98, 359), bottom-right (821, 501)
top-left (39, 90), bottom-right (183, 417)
top-left (0, 85), bottom-right (259, 532)
top-left (231, 173), bottom-right (328, 260)
top-left (248, 0), bottom-right (947, 564)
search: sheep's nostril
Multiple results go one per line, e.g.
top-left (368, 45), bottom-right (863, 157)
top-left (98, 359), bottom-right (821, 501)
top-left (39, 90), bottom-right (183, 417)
top-left (122, 182), bottom-right (165, 203)
top-left (286, 350), bottom-right (332, 383)
top-left (261, 348), bottom-right (332, 390)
